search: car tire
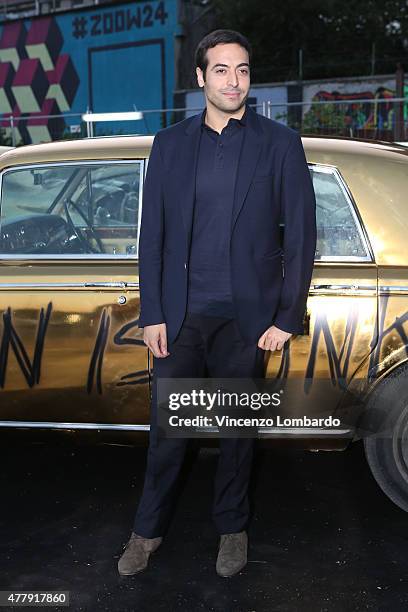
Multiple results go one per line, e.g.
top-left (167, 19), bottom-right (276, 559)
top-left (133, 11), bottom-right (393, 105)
top-left (363, 363), bottom-right (408, 512)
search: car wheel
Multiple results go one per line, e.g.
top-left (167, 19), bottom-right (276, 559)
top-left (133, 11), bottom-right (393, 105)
top-left (363, 364), bottom-right (408, 512)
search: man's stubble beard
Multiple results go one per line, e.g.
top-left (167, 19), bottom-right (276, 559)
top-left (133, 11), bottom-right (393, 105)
top-left (204, 87), bottom-right (249, 115)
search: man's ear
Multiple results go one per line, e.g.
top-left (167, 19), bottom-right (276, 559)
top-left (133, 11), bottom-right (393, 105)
top-left (196, 66), bottom-right (205, 88)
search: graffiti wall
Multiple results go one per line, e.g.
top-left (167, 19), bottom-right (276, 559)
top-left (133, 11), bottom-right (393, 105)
top-left (0, 0), bottom-right (177, 144)
top-left (302, 76), bottom-right (405, 137)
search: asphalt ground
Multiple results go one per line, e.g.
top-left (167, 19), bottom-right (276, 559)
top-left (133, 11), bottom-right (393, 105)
top-left (1, 436), bottom-right (408, 612)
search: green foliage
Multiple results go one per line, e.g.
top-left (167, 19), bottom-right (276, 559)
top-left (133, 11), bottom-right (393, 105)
top-left (0, 127), bottom-right (13, 147)
top-left (213, 0), bottom-right (408, 81)
top-left (303, 103), bottom-right (347, 134)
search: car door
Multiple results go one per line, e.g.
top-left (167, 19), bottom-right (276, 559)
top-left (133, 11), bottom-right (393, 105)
top-left (265, 163), bottom-right (378, 429)
top-left (0, 158), bottom-right (150, 431)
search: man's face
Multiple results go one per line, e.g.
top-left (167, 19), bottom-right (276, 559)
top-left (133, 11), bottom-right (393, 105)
top-left (196, 43), bottom-right (250, 114)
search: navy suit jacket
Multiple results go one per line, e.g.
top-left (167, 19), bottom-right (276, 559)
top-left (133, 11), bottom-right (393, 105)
top-left (138, 104), bottom-right (317, 344)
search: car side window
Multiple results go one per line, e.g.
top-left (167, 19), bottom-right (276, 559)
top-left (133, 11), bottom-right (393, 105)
top-left (309, 165), bottom-right (370, 261)
top-left (0, 161), bottom-right (143, 257)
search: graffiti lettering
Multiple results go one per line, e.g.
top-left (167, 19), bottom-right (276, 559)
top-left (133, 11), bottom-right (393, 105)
top-left (113, 318), bottom-right (147, 387)
top-left (72, 3), bottom-right (168, 39)
top-left (126, 7), bottom-right (142, 29)
top-left (113, 318), bottom-right (144, 346)
top-left (115, 10), bottom-right (125, 32)
top-left (303, 87), bottom-right (398, 136)
top-left (87, 307), bottom-right (111, 394)
top-left (103, 13), bottom-right (114, 34)
top-left (90, 15), bottom-right (101, 36)
top-left (368, 295), bottom-right (408, 379)
top-left (276, 342), bottom-right (291, 380)
top-left (0, 303), bottom-right (52, 388)
top-left (143, 4), bottom-right (154, 27)
top-left (117, 370), bottom-right (149, 387)
top-left (305, 306), bottom-right (359, 392)
top-left (72, 16), bottom-right (87, 39)
top-left (154, 1), bottom-right (168, 24)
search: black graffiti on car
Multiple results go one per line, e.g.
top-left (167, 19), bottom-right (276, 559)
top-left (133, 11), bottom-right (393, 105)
top-left (2, 295), bottom-right (408, 396)
top-left (87, 307), bottom-right (111, 394)
top-left (113, 317), bottom-right (149, 386)
top-left (0, 302), bottom-right (52, 388)
top-left (304, 305), bottom-right (359, 392)
top-left (113, 318), bottom-right (144, 347)
top-left (117, 370), bottom-right (150, 386)
top-left (368, 294), bottom-right (408, 379)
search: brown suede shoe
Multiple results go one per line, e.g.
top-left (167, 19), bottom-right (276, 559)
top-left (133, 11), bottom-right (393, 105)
top-left (118, 532), bottom-right (163, 576)
top-left (216, 531), bottom-right (248, 577)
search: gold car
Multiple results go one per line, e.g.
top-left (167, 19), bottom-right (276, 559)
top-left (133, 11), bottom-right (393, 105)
top-left (0, 135), bottom-right (407, 512)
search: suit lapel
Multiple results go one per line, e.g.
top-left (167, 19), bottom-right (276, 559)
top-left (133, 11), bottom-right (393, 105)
top-left (178, 112), bottom-right (203, 244)
top-left (231, 105), bottom-right (263, 231)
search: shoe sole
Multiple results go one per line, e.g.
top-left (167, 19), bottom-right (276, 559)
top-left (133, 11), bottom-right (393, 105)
top-left (216, 560), bottom-right (247, 578)
top-left (118, 565), bottom-right (147, 576)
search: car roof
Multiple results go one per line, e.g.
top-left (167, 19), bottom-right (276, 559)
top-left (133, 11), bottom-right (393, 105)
top-left (0, 135), bottom-right (154, 167)
top-left (0, 133), bottom-right (406, 168)
top-left (0, 134), bottom-right (407, 266)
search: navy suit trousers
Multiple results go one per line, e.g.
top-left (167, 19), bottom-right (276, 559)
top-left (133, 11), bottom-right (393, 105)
top-left (133, 313), bottom-right (266, 537)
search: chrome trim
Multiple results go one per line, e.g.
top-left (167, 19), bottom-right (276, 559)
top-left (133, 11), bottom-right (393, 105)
top-left (195, 426), bottom-right (352, 436)
top-left (316, 255), bottom-right (373, 262)
top-left (308, 163), bottom-right (375, 264)
top-left (258, 427), bottom-right (352, 436)
top-left (136, 159), bottom-right (144, 258)
top-left (0, 420), bottom-right (352, 436)
top-left (1, 159), bottom-right (145, 169)
top-left (0, 159), bottom-right (145, 261)
top-left (0, 254), bottom-right (139, 261)
top-left (379, 285), bottom-right (408, 295)
top-left (0, 420), bottom-right (150, 431)
top-left (84, 281), bottom-right (135, 289)
top-left (310, 284), bottom-right (377, 296)
top-left (0, 281), bottom-right (139, 290)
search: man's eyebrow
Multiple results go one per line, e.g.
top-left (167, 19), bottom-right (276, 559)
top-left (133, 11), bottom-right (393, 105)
top-left (211, 62), bottom-right (250, 69)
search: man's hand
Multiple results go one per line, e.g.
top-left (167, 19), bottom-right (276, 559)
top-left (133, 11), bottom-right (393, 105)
top-left (143, 323), bottom-right (169, 358)
top-left (258, 325), bottom-right (292, 351)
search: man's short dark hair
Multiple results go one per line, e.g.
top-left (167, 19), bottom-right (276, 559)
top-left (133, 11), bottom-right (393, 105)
top-left (195, 29), bottom-right (251, 79)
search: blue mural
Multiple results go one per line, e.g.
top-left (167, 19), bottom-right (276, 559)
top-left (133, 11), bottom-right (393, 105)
top-left (0, 0), bottom-right (178, 143)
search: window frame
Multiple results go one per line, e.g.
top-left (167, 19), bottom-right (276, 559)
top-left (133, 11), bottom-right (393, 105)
top-left (308, 162), bottom-right (375, 264)
top-left (0, 158), bottom-right (145, 260)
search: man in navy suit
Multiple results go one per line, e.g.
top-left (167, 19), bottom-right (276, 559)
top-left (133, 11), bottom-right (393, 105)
top-left (118, 29), bottom-right (316, 578)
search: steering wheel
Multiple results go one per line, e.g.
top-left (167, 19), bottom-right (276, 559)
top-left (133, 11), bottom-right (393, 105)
top-left (63, 199), bottom-right (105, 254)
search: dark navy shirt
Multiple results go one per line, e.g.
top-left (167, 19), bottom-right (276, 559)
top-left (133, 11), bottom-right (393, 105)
top-left (186, 106), bottom-right (247, 318)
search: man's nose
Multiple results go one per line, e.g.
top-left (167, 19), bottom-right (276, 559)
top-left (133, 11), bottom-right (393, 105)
top-left (227, 71), bottom-right (239, 88)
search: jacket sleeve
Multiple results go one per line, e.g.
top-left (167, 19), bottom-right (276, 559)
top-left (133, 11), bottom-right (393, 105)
top-left (138, 134), bottom-right (165, 328)
top-left (273, 134), bottom-right (317, 335)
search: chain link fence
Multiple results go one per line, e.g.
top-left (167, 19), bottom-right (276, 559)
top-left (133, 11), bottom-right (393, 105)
top-left (1, 96), bottom-right (407, 146)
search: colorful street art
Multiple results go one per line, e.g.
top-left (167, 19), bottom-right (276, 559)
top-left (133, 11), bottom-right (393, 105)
top-left (0, 19), bottom-right (78, 143)
top-left (302, 85), bottom-right (407, 137)
top-left (0, 0), bottom-right (176, 144)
